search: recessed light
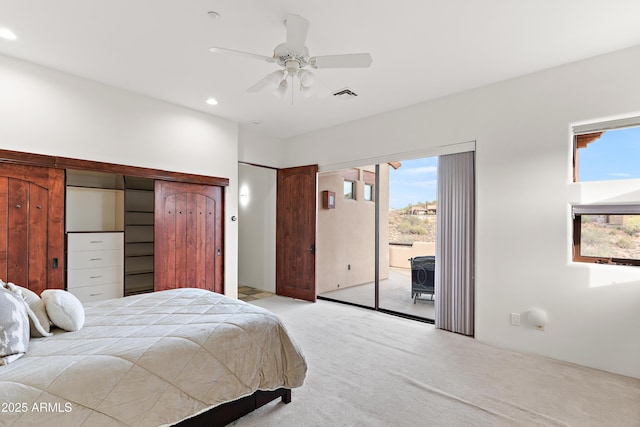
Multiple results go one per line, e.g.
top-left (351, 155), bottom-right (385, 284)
top-left (207, 11), bottom-right (220, 20)
top-left (205, 98), bottom-right (219, 106)
top-left (0, 28), bottom-right (17, 41)
top-left (251, 120), bottom-right (262, 125)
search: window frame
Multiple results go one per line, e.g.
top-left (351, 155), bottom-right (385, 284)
top-left (343, 180), bottom-right (355, 200)
top-left (363, 183), bottom-right (374, 201)
top-left (341, 169), bottom-right (359, 200)
top-left (572, 204), bottom-right (640, 266)
top-left (363, 170), bottom-right (375, 202)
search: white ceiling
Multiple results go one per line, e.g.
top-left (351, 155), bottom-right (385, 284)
top-left (1, 1), bottom-right (640, 139)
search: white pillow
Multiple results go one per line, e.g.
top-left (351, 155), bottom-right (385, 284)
top-left (3, 282), bottom-right (52, 337)
top-left (41, 290), bottom-right (85, 332)
top-left (0, 286), bottom-right (30, 365)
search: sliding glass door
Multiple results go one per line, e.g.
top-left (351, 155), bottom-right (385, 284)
top-left (317, 158), bottom-right (437, 322)
top-left (379, 157), bottom-right (437, 321)
top-left (316, 150), bottom-right (476, 334)
top-left (315, 166), bottom-right (377, 308)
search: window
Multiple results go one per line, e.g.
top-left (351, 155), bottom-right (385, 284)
top-left (364, 184), bottom-right (373, 201)
top-left (573, 118), bottom-right (640, 182)
top-left (363, 170), bottom-right (375, 202)
top-left (342, 168), bottom-right (359, 200)
top-left (572, 205), bottom-right (640, 266)
top-left (572, 118), bottom-right (640, 266)
top-left (344, 181), bottom-right (354, 199)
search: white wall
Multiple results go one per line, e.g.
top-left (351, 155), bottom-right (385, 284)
top-left (238, 126), bottom-right (286, 168)
top-left (238, 163), bottom-right (277, 292)
top-left (0, 53), bottom-right (240, 299)
top-left (283, 45), bottom-right (640, 379)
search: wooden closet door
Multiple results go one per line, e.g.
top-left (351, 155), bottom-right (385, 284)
top-left (0, 165), bottom-right (64, 294)
top-left (154, 181), bottom-right (223, 293)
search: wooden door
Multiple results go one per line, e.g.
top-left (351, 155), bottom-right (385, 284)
top-left (154, 181), bottom-right (224, 293)
top-left (0, 165), bottom-right (64, 294)
top-left (276, 165), bottom-right (318, 302)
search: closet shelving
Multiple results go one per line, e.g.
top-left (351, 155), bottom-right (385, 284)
top-left (123, 176), bottom-right (155, 296)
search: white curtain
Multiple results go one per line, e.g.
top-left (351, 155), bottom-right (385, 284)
top-left (435, 151), bottom-right (475, 336)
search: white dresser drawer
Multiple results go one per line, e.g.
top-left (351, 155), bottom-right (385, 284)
top-left (67, 249), bottom-right (123, 270)
top-left (66, 231), bottom-right (124, 302)
top-left (67, 232), bottom-right (123, 251)
top-left (68, 282), bottom-right (123, 303)
top-left (67, 266), bottom-right (124, 289)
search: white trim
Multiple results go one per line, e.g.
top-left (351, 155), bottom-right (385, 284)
top-left (572, 204), bottom-right (640, 217)
top-left (318, 140), bottom-right (476, 172)
top-left (573, 116), bottom-right (640, 135)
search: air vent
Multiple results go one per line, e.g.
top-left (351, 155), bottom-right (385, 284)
top-left (332, 88), bottom-right (358, 100)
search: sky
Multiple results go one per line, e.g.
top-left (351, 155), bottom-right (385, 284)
top-left (388, 156), bottom-right (438, 209)
top-left (579, 126), bottom-right (640, 181)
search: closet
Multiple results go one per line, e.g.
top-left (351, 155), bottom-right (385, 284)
top-left (0, 149), bottom-right (228, 297)
top-left (65, 170), bottom-right (125, 303)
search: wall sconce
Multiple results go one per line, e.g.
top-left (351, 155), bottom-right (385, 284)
top-left (527, 308), bottom-right (548, 331)
top-left (239, 185), bottom-right (250, 207)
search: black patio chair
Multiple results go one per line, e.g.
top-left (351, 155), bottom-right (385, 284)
top-left (409, 256), bottom-right (435, 303)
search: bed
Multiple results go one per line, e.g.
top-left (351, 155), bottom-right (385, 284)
top-left (0, 288), bottom-right (307, 426)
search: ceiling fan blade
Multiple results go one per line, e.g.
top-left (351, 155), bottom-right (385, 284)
top-left (285, 14), bottom-right (309, 53)
top-left (247, 70), bottom-right (285, 93)
top-left (247, 75), bottom-right (273, 93)
top-left (209, 46), bottom-right (275, 63)
top-left (310, 53), bottom-right (373, 69)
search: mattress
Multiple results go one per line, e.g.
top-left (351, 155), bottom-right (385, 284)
top-left (0, 288), bottom-right (307, 426)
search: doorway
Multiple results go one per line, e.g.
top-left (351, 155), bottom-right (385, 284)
top-left (316, 157), bottom-right (438, 322)
top-left (237, 163), bottom-right (317, 302)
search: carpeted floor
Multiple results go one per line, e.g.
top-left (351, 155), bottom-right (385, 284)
top-left (232, 296), bottom-right (640, 427)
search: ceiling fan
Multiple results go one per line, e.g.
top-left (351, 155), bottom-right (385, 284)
top-left (209, 14), bottom-right (372, 98)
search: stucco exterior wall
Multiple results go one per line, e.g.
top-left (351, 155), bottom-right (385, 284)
top-left (389, 241), bottom-right (436, 269)
top-left (317, 165), bottom-right (389, 294)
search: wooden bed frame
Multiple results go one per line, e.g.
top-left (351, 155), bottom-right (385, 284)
top-left (175, 388), bottom-right (292, 427)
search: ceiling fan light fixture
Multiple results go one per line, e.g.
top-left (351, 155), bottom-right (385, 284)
top-left (267, 70), bottom-right (285, 89)
top-left (300, 84), bottom-right (315, 99)
top-left (299, 69), bottom-right (315, 87)
top-left (274, 79), bottom-right (288, 98)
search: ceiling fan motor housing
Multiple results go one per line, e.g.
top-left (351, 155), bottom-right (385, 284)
top-left (274, 43), bottom-right (310, 68)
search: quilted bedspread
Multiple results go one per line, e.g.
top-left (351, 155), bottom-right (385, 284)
top-left (0, 288), bottom-right (307, 427)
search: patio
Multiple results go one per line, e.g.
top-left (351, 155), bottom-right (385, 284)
top-left (319, 267), bottom-right (435, 320)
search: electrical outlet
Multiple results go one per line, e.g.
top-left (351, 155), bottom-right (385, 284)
top-left (510, 313), bottom-right (521, 326)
